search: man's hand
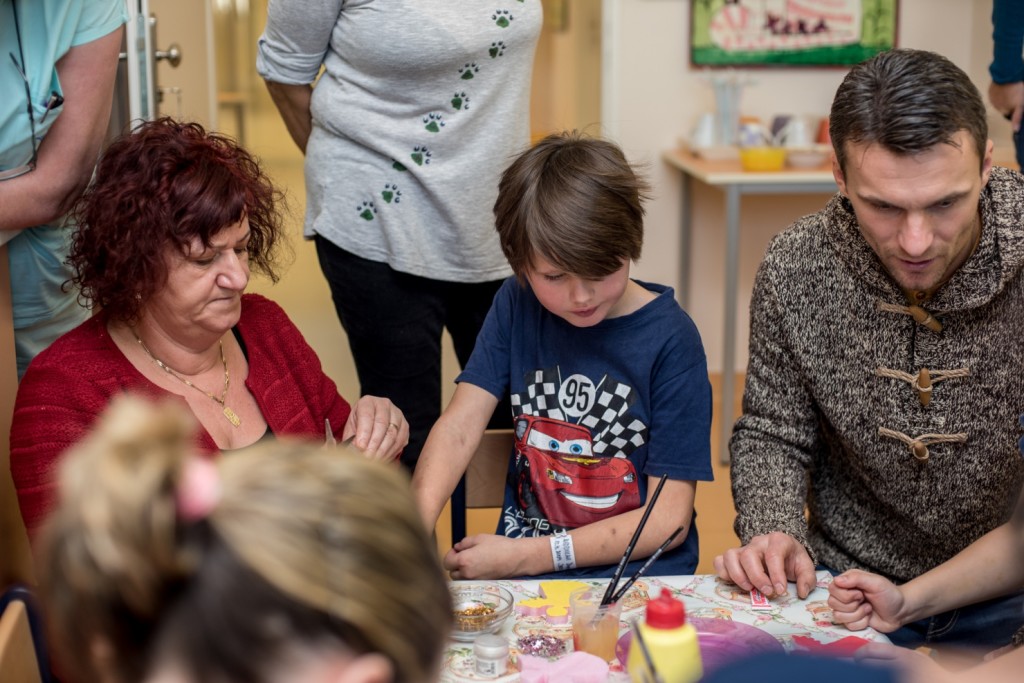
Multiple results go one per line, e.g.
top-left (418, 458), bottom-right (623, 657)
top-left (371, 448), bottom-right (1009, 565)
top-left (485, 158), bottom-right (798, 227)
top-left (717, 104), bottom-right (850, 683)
top-left (828, 569), bottom-right (907, 633)
top-left (713, 532), bottom-right (817, 599)
top-left (341, 396), bottom-right (408, 461)
top-left (443, 534), bottom-right (543, 580)
top-left (989, 81), bottom-right (1024, 131)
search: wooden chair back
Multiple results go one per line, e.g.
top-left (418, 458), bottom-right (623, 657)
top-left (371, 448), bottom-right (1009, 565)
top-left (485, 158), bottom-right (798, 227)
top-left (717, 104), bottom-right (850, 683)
top-left (465, 429), bottom-right (515, 509)
top-left (0, 601), bottom-right (42, 683)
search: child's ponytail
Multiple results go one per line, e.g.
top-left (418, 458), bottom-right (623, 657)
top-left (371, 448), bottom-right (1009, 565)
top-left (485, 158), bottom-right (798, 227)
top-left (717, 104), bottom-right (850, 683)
top-left (38, 396), bottom-right (201, 682)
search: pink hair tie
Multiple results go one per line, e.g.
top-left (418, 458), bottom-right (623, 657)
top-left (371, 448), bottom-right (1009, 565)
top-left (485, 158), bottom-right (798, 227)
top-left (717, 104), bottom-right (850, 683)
top-left (176, 457), bottom-right (221, 522)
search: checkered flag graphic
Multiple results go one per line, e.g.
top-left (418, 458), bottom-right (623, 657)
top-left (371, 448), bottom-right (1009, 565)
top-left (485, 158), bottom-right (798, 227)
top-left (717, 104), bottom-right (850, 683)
top-left (510, 368), bottom-right (566, 421)
top-left (580, 377), bottom-right (648, 457)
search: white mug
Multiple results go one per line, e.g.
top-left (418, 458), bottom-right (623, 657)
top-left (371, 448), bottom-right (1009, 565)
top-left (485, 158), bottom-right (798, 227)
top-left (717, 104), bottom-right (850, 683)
top-left (690, 113), bottom-right (716, 149)
top-left (779, 116), bottom-right (816, 147)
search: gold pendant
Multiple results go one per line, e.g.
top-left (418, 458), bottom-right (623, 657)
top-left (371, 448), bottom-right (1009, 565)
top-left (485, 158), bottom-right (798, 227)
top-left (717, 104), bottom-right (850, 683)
top-left (223, 406), bottom-right (241, 427)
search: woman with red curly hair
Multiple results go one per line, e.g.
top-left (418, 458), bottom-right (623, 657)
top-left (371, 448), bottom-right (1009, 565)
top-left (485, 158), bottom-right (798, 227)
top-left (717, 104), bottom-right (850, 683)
top-left (10, 118), bottom-right (410, 541)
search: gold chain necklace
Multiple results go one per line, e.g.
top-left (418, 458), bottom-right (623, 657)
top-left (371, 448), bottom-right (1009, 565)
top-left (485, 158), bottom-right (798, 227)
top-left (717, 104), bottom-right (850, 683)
top-left (131, 328), bottom-right (241, 427)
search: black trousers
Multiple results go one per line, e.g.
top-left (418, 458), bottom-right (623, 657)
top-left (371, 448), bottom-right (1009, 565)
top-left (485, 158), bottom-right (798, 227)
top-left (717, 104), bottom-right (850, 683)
top-left (315, 236), bottom-right (511, 469)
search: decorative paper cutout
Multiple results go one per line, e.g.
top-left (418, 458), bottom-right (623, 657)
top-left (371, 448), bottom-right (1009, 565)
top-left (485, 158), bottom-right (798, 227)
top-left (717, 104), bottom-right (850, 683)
top-left (515, 580), bottom-right (590, 624)
top-left (792, 634), bottom-right (872, 657)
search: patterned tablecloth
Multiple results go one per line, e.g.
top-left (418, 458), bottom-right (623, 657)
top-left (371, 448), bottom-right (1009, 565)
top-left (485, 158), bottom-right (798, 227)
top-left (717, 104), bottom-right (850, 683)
top-left (441, 571), bottom-right (891, 682)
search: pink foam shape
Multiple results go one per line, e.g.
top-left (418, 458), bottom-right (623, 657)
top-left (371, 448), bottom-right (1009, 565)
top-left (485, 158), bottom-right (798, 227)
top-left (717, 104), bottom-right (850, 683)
top-left (519, 652), bottom-right (609, 683)
top-left (515, 603), bottom-right (570, 625)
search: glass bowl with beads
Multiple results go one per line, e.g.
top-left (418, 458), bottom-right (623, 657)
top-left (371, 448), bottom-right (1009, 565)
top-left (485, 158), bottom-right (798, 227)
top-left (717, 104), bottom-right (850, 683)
top-left (449, 584), bottom-right (514, 641)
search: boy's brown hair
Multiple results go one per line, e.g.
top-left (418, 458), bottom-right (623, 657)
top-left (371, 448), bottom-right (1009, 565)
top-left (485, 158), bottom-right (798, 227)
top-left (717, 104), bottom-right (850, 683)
top-left (494, 131), bottom-right (650, 279)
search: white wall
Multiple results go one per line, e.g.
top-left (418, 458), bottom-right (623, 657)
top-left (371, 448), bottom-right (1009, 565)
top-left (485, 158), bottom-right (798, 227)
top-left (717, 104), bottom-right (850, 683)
top-left (602, 0), bottom-right (1007, 372)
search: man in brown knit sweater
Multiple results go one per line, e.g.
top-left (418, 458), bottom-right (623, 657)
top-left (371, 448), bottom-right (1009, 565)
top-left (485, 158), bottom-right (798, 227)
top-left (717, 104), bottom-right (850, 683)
top-left (717, 48), bottom-right (1024, 648)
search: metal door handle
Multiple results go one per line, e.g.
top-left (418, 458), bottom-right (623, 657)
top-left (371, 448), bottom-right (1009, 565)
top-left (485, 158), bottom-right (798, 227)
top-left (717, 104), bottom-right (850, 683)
top-left (154, 43), bottom-right (182, 68)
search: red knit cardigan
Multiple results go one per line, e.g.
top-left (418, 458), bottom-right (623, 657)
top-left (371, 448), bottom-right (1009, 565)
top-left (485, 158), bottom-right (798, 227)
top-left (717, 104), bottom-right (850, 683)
top-left (10, 294), bottom-right (351, 541)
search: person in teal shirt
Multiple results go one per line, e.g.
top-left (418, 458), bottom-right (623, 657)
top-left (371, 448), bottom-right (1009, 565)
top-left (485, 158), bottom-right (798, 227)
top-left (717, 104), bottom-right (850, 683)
top-left (0, 0), bottom-right (125, 377)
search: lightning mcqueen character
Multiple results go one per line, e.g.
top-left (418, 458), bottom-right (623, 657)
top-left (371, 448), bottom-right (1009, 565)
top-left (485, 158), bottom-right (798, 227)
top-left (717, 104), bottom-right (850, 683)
top-left (513, 414), bottom-right (641, 529)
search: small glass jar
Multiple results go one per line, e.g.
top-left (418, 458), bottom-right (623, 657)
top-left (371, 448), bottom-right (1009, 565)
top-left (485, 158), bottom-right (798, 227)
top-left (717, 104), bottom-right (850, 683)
top-left (473, 634), bottom-right (509, 678)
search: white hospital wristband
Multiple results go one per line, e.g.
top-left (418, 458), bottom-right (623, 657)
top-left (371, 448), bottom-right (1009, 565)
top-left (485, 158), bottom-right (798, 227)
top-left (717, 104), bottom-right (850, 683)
top-left (549, 531), bottom-right (577, 571)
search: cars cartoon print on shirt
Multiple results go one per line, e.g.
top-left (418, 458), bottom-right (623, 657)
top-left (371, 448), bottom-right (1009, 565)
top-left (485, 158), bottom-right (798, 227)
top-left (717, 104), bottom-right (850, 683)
top-left (504, 367), bottom-right (649, 536)
top-left (513, 414), bottom-right (641, 529)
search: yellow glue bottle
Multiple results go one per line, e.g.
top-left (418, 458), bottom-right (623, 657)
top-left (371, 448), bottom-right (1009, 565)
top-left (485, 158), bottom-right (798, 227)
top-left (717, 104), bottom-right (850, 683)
top-left (628, 589), bottom-right (702, 683)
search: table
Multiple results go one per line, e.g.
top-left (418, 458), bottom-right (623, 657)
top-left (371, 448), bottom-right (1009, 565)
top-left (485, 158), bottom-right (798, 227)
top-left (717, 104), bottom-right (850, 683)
top-left (662, 149), bottom-right (838, 464)
top-left (441, 572), bottom-right (890, 682)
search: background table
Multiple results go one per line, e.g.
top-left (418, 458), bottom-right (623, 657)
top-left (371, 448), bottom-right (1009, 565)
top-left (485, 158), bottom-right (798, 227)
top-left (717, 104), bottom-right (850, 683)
top-left (441, 572), bottom-right (890, 682)
top-left (662, 149), bottom-right (838, 464)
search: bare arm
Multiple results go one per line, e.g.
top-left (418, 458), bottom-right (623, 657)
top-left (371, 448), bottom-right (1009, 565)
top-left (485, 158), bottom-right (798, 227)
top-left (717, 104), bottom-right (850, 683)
top-left (0, 26), bottom-right (122, 231)
top-left (263, 80), bottom-right (313, 154)
top-left (411, 382), bottom-right (500, 529)
top-left (830, 523), bottom-right (1024, 632)
top-left (412, 382), bottom-right (698, 576)
top-left (900, 523), bottom-right (1024, 620)
top-left (444, 476), bottom-right (696, 579)
top-left (959, 643), bottom-right (1024, 682)
top-left (257, 0), bottom-right (342, 154)
top-left (567, 477), bottom-right (696, 567)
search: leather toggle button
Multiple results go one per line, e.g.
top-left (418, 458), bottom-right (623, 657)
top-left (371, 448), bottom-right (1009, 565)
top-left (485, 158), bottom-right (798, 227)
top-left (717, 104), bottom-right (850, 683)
top-left (916, 368), bottom-right (932, 407)
top-left (908, 305), bottom-right (943, 333)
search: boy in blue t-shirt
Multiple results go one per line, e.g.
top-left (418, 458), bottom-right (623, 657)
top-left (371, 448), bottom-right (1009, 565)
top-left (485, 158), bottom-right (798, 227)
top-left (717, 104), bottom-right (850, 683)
top-left (412, 132), bottom-right (713, 579)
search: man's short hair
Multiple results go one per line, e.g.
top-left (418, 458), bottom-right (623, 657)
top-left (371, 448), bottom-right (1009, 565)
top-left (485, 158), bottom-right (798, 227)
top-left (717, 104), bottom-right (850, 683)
top-left (830, 48), bottom-right (988, 171)
top-left (494, 131), bottom-right (650, 279)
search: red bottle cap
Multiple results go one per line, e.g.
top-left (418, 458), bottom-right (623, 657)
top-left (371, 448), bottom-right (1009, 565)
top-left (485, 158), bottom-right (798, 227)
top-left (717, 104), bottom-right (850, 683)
top-left (645, 588), bottom-right (686, 629)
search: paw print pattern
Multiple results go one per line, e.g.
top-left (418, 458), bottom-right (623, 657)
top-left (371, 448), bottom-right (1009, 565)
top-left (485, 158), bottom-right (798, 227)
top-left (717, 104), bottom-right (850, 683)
top-left (392, 159), bottom-right (408, 172)
top-left (411, 145), bottom-right (432, 166)
top-left (489, 41), bottom-right (506, 58)
top-left (451, 91), bottom-right (470, 111)
top-left (492, 9), bottom-right (513, 28)
top-left (423, 112), bottom-right (446, 133)
top-left (357, 201), bottom-right (376, 221)
top-left (381, 183), bottom-right (402, 204)
top-left (459, 63), bottom-right (479, 80)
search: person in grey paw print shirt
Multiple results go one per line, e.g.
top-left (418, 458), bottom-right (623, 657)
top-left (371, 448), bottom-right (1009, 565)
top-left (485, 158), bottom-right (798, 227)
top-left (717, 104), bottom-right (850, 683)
top-left (257, 0), bottom-right (541, 470)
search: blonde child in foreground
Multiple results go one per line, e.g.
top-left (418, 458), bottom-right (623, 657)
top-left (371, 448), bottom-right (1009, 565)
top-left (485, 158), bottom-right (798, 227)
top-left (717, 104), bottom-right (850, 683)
top-left (412, 131), bottom-right (713, 580)
top-left (829, 487), bottom-right (1024, 683)
top-left (37, 396), bottom-right (451, 683)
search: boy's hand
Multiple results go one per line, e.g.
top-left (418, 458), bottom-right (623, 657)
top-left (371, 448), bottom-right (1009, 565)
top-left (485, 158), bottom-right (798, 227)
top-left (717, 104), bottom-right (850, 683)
top-left (713, 532), bottom-right (817, 598)
top-left (444, 534), bottom-right (545, 580)
top-left (828, 569), bottom-right (906, 633)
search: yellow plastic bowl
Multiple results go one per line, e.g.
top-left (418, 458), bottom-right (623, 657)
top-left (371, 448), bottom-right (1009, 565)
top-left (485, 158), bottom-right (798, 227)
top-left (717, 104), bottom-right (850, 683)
top-left (739, 146), bottom-right (787, 172)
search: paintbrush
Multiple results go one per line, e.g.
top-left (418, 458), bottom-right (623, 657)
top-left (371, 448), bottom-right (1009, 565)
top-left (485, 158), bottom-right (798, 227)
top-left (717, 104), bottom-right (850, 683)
top-left (600, 474), bottom-right (669, 606)
top-left (611, 525), bottom-right (685, 604)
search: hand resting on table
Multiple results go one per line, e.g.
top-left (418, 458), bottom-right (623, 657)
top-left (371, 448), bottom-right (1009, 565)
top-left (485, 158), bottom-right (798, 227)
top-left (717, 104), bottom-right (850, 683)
top-left (713, 531), bottom-right (818, 599)
top-left (444, 534), bottom-right (545, 580)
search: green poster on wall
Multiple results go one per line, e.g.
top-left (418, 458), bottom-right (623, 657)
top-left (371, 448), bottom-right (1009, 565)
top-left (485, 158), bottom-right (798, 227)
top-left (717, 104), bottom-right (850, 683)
top-left (691, 0), bottom-right (899, 67)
